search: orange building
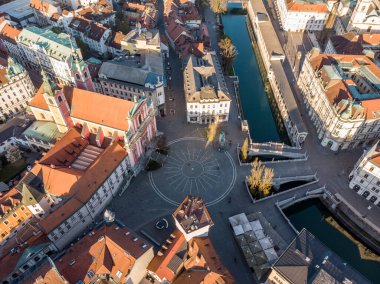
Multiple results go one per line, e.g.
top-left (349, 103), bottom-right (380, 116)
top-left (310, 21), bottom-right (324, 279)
top-left (25, 223), bottom-right (154, 284)
top-left (0, 188), bottom-right (33, 244)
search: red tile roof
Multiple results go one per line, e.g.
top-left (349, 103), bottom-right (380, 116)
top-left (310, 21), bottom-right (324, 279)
top-left (286, 0), bottom-right (328, 12)
top-left (29, 85), bottom-right (136, 131)
top-left (35, 128), bottom-right (128, 233)
top-left (147, 229), bottom-right (186, 282)
top-left (0, 24), bottom-right (21, 43)
top-left (54, 223), bottom-right (151, 283)
top-left (173, 195), bottom-right (213, 234)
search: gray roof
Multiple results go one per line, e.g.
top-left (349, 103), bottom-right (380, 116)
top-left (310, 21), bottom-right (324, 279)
top-left (99, 50), bottom-right (164, 87)
top-left (273, 229), bottom-right (371, 284)
top-left (184, 51), bottom-right (230, 103)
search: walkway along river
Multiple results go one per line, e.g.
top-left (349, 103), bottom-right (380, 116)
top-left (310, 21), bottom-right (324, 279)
top-left (222, 10), bottom-right (288, 143)
top-left (285, 199), bottom-right (380, 283)
top-left (222, 6), bottom-right (379, 282)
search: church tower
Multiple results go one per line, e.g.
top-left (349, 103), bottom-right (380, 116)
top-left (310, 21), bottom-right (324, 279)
top-left (41, 71), bottom-right (72, 133)
top-left (70, 39), bottom-right (95, 92)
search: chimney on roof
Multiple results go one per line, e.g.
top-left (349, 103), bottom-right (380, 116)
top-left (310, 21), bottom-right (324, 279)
top-left (96, 127), bottom-right (104, 147)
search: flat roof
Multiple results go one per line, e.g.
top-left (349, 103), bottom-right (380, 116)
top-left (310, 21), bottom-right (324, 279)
top-left (0, 0), bottom-right (34, 18)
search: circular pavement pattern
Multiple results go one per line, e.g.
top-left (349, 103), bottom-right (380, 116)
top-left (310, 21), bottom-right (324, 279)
top-left (149, 137), bottom-right (237, 206)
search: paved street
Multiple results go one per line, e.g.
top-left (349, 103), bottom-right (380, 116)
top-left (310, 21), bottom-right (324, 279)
top-left (108, 1), bottom-right (380, 283)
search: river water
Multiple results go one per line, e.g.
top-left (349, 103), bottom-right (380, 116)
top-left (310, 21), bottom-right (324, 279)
top-left (285, 200), bottom-right (379, 283)
top-left (222, 12), bottom-right (281, 143)
top-left (222, 9), bottom-right (379, 282)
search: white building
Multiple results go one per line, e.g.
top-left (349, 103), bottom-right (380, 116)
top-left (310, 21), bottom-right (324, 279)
top-left (184, 51), bottom-right (231, 124)
top-left (68, 16), bottom-right (111, 55)
top-left (98, 51), bottom-right (165, 111)
top-left (172, 195), bottom-right (214, 241)
top-left (298, 48), bottom-right (380, 151)
top-left (347, 0), bottom-right (380, 33)
top-left (0, 58), bottom-right (35, 122)
top-left (15, 26), bottom-right (94, 90)
top-left (275, 0), bottom-right (330, 32)
top-left (120, 28), bottom-right (162, 54)
top-left (349, 141), bottom-right (380, 205)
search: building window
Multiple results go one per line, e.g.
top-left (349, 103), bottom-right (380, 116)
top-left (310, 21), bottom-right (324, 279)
top-left (76, 74), bottom-right (80, 80)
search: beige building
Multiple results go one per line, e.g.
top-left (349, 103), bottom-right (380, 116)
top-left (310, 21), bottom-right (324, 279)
top-left (298, 49), bottom-right (380, 151)
top-left (184, 51), bottom-right (231, 124)
top-left (275, 0), bottom-right (330, 32)
top-left (347, 0), bottom-right (380, 33)
top-left (349, 141), bottom-right (380, 205)
top-left (0, 58), bottom-right (35, 122)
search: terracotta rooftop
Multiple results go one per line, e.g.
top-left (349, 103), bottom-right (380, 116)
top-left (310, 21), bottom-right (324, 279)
top-left (24, 260), bottom-right (67, 284)
top-left (286, 0), bottom-right (328, 12)
top-left (37, 129), bottom-right (128, 233)
top-left (54, 223), bottom-right (151, 283)
top-left (173, 195), bottom-right (213, 234)
top-left (147, 229), bottom-right (186, 282)
top-left (174, 237), bottom-right (234, 284)
top-left (0, 24), bottom-right (21, 43)
top-left (0, 187), bottom-right (22, 217)
top-left (29, 85), bottom-right (136, 131)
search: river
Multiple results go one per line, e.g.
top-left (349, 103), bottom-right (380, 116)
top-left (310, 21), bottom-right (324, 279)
top-left (222, 8), bottom-right (379, 282)
top-left (222, 10), bottom-right (282, 143)
top-left (285, 199), bottom-right (379, 283)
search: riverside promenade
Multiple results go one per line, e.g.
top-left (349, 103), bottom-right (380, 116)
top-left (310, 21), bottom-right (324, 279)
top-left (246, 0), bottom-right (380, 254)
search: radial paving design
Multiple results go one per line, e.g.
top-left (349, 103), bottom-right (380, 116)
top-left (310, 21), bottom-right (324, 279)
top-left (149, 137), bottom-right (236, 206)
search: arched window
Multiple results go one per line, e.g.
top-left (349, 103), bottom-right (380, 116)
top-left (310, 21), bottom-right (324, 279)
top-left (138, 115), bottom-right (142, 125)
top-left (84, 71), bottom-right (88, 78)
top-left (58, 96), bottom-right (63, 103)
top-left (75, 73), bottom-right (80, 80)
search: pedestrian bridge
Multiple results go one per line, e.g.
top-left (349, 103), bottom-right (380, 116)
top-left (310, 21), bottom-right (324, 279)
top-left (248, 142), bottom-right (306, 160)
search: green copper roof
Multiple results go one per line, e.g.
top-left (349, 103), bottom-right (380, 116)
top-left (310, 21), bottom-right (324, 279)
top-left (23, 121), bottom-right (64, 144)
top-left (6, 57), bottom-right (24, 78)
top-left (18, 27), bottom-right (78, 61)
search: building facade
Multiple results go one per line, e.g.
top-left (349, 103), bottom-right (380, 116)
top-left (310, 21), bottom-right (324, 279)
top-left (28, 73), bottom-right (157, 169)
top-left (98, 51), bottom-right (165, 111)
top-left (349, 141), bottom-right (380, 205)
top-left (15, 26), bottom-right (94, 90)
top-left (275, 0), bottom-right (330, 32)
top-left (298, 49), bottom-right (380, 151)
top-left (0, 58), bottom-right (35, 122)
top-left (184, 52), bottom-right (231, 124)
top-left (347, 0), bottom-right (380, 34)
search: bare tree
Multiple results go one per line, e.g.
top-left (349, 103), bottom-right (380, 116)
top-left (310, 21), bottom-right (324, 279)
top-left (247, 158), bottom-right (263, 192)
top-left (210, 0), bottom-right (227, 15)
top-left (241, 138), bottom-right (249, 162)
top-left (219, 37), bottom-right (238, 73)
top-left (5, 145), bottom-right (22, 164)
top-left (206, 122), bottom-right (218, 146)
top-left (259, 167), bottom-right (274, 197)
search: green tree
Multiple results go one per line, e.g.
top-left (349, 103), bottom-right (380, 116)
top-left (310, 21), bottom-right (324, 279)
top-left (219, 37), bottom-right (238, 74)
top-left (210, 0), bottom-right (227, 14)
top-left (241, 138), bottom-right (249, 162)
